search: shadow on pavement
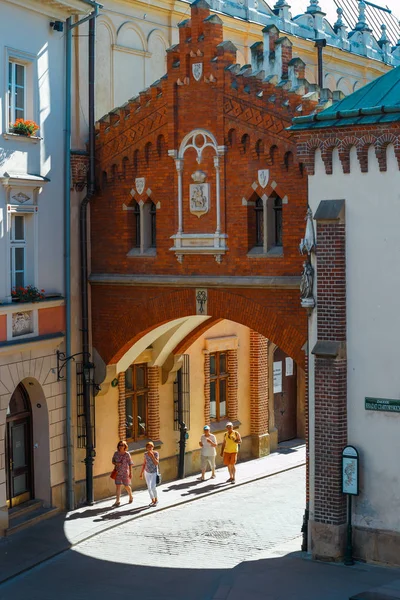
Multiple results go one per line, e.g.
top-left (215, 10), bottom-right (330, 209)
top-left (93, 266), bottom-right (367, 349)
top-left (92, 504), bottom-right (151, 522)
top-left (1, 535), bottom-right (399, 600)
top-left (161, 479), bottom-right (204, 492)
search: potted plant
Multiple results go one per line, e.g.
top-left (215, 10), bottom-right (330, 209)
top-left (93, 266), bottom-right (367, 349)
top-left (9, 119), bottom-right (40, 137)
top-left (12, 286), bottom-right (45, 303)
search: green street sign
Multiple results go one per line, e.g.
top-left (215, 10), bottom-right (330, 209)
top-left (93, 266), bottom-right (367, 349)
top-left (365, 398), bottom-right (400, 413)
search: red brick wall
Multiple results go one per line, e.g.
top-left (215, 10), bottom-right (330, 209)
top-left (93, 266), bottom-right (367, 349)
top-left (313, 215), bottom-right (347, 526)
top-left (249, 331), bottom-right (269, 437)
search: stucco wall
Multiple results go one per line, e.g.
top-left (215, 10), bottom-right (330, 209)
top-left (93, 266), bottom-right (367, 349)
top-left (0, 3), bottom-right (66, 301)
top-left (308, 145), bottom-right (400, 534)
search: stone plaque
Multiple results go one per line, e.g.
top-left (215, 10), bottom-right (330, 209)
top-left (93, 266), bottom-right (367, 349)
top-left (12, 311), bottom-right (33, 337)
top-left (258, 169), bottom-right (269, 189)
top-left (135, 177), bottom-right (145, 195)
top-left (192, 62), bottom-right (203, 81)
top-left (190, 183), bottom-right (210, 218)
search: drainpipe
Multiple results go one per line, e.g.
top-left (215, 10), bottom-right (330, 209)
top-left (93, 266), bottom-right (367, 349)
top-left (65, 17), bottom-right (74, 512)
top-left (314, 38), bottom-right (326, 89)
top-left (80, 8), bottom-right (97, 506)
top-left (64, 1), bottom-right (100, 510)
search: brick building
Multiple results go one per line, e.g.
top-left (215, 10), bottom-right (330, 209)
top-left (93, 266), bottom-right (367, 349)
top-left (84, 0), bottom-right (317, 505)
top-left (292, 65), bottom-right (400, 565)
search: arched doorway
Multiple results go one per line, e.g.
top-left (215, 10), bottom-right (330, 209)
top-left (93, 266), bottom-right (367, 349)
top-left (6, 383), bottom-right (34, 508)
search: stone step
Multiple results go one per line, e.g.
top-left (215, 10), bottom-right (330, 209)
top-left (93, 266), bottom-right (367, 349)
top-left (6, 505), bottom-right (60, 536)
top-left (8, 499), bottom-right (43, 520)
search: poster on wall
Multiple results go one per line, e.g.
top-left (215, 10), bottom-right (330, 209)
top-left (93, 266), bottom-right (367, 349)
top-left (273, 361), bottom-right (282, 394)
top-left (285, 357), bottom-right (294, 377)
top-left (342, 446), bottom-right (359, 496)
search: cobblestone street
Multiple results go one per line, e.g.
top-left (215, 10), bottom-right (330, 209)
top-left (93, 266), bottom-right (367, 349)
top-left (0, 467), bottom-right (305, 600)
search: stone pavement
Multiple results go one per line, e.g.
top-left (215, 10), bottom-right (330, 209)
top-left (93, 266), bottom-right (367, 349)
top-left (0, 439), bottom-right (305, 584)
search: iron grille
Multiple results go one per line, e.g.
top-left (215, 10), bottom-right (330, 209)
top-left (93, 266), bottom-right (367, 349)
top-left (76, 362), bottom-right (96, 449)
top-left (333, 0), bottom-right (399, 45)
top-left (174, 354), bottom-right (190, 431)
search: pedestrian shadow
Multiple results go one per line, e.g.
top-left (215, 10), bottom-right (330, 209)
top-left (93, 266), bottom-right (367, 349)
top-left (161, 479), bottom-right (204, 492)
top-left (180, 482), bottom-right (229, 497)
top-left (92, 505), bottom-right (150, 522)
top-left (65, 506), bottom-right (113, 521)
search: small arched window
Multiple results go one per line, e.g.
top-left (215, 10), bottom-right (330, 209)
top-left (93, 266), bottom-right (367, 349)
top-left (273, 196), bottom-right (282, 247)
top-left (150, 203), bottom-right (156, 248)
top-left (255, 139), bottom-right (264, 160)
top-left (157, 135), bottom-right (165, 158)
top-left (145, 142), bottom-right (152, 165)
top-left (122, 157), bottom-right (129, 178)
top-left (255, 197), bottom-right (264, 247)
top-left (241, 134), bottom-right (250, 154)
top-left (134, 203), bottom-right (141, 248)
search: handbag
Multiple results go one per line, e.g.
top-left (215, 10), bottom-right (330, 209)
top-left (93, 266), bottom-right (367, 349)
top-left (110, 468), bottom-right (117, 480)
top-left (156, 469), bottom-right (162, 486)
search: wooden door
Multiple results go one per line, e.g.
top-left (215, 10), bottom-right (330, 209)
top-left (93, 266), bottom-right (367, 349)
top-left (273, 348), bottom-right (297, 442)
top-left (6, 384), bottom-right (33, 508)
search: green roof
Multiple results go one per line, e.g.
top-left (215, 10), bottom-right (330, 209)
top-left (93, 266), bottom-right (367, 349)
top-left (290, 65), bottom-right (400, 131)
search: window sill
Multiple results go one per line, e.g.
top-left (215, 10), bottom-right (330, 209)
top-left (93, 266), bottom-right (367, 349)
top-left (127, 247), bottom-right (157, 258)
top-left (247, 246), bottom-right (283, 258)
top-left (2, 132), bottom-right (42, 144)
top-left (209, 419), bottom-right (241, 435)
top-left (127, 439), bottom-right (163, 454)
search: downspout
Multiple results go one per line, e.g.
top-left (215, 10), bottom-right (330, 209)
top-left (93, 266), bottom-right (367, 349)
top-left (65, 17), bottom-right (74, 511)
top-left (65, 1), bottom-right (100, 510)
top-left (80, 8), bottom-right (97, 506)
top-left (314, 38), bottom-right (326, 89)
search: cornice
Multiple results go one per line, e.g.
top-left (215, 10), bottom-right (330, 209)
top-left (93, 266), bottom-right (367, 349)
top-left (4, 0), bottom-right (92, 20)
top-left (89, 274), bottom-right (301, 289)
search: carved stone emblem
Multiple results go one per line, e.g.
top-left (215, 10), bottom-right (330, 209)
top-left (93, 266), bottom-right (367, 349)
top-left (12, 311), bottom-right (33, 337)
top-left (135, 177), bottom-right (145, 196)
top-left (196, 289), bottom-right (208, 315)
top-left (189, 171), bottom-right (209, 218)
top-left (11, 192), bottom-right (30, 204)
top-left (258, 169), bottom-right (269, 189)
top-left (192, 62), bottom-right (203, 82)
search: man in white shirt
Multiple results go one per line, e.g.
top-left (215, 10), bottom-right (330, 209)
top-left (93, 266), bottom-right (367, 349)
top-left (199, 425), bottom-right (217, 481)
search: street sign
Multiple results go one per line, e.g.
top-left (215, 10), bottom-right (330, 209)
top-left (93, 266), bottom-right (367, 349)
top-left (365, 398), bottom-right (400, 413)
top-left (342, 446), bottom-right (359, 496)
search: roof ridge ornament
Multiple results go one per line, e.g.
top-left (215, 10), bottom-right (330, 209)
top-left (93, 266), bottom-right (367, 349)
top-left (354, 1), bottom-right (371, 32)
top-left (306, 0), bottom-right (323, 15)
top-left (334, 7), bottom-right (346, 33)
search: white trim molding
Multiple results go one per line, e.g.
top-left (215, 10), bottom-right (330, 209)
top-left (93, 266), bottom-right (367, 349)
top-left (169, 129), bottom-right (228, 263)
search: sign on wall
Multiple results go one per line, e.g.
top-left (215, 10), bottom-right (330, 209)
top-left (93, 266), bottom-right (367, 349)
top-left (285, 357), bottom-right (294, 377)
top-left (273, 361), bottom-right (282, 394)
top-left (342, 446), bottom-right (359, 496)
top-left (365, 398), bottom-right (400, 413)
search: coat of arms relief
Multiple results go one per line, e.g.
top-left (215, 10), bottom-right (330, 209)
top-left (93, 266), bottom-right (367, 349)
top-left (189, 171), bottom-right (209, 218)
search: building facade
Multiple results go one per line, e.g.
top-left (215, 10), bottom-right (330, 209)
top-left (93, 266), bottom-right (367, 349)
top-left (0, 0), bottom-right (92, 535)
top-left (84, 0), bottom-right (313, 506)
top-left (292, 65), bottom-right (400, 566)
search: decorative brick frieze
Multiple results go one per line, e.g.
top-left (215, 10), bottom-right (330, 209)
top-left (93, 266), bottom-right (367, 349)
top-left (227, 348), bottom-right (238, 421)
top-left (147, 366), bottom-right (160, 440)
top-left (249, 330), bottom-right (269, 437)
top-left (203, 350), bottom-right (211, 425)
top-left (295, 125), bottom-right (400, 176)
top-left (117, 372), bottom-right (126, 440)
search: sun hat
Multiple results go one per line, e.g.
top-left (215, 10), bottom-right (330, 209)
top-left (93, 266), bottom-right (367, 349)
top-left (203, 425), bottom-right (210, 430)
top-left (226, 422), bottom-right (233, 427)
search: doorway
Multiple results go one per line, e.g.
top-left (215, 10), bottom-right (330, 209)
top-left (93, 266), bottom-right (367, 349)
top-left (273, 347), bottom-right (297, 442)
top-left (6, 383), bottom-right (33, 508)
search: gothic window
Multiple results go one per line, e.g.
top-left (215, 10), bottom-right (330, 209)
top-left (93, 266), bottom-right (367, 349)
top-left (150, 203), bottom-right (156, 248)
top-left (273, 196), bottom-right (282, 247)
top-left (134, 203), bottom-right (141, 248)
top-left (255, 197), bottom-right (264, 247)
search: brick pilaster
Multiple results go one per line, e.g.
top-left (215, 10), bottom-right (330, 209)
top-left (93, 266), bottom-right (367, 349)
top-left (249, 331), bottom-right (269, 436)
top-left (227, 348), bottom-right (238, 421)
top-left (203, 350), bottom-right (210, 424)
top-left (117, 372), bottom-right (126, 440)
top-left (147, 366), bottom-right (160, 440)
top-left (311, 199), bottom-right (347, 559)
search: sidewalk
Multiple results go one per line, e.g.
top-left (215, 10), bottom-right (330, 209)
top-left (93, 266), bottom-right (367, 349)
top-left (0, 440), bottom-right (305, 584)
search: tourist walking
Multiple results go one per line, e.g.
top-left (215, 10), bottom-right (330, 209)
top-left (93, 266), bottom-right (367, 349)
top-left (140, 441), bottom-right (160, 505)
top-left (111, 440), bottom-right (133, 507)
top-left (220, 422), bottom-right (241, 483)
top-left (199, 425), bottom-right (217, 480)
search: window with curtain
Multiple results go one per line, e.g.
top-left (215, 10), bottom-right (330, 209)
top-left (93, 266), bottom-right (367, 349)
top-left (209, 352), bottom-right (228, 421)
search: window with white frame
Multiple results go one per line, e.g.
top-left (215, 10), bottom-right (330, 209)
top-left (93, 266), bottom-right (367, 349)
top-left (8, 61), bottom-right (26, 126)
top-left (10, 214), bottom-right (26, 289)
